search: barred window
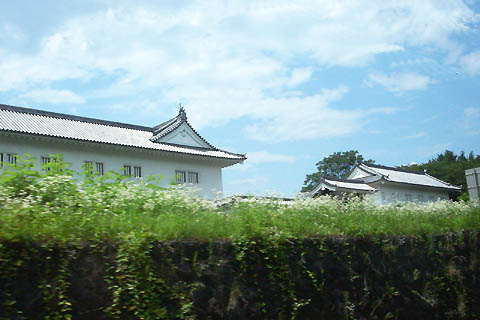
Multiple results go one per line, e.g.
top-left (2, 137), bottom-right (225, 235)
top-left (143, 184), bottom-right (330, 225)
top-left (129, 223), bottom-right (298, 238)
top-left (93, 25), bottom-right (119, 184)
top-left (7, 153), bottom-right (17, 166)
top-left (175, 170), bottom-right (186, 184)
top-left (188, 172), bottom-right (199, 184)
top-left (96, 162), bottom-right (104, 176)
top-left (123, 165), bottom-right (132, 176)
top-left (41, 156), bottom-right (51, 171)
top-left (84, 161), bottom-right (94, 174)
top-left (134, 166), bottom-right (142, 178)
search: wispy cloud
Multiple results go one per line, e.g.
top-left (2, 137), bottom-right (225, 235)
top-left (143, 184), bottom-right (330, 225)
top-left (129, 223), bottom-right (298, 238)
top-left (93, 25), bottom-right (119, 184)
top-left (229, 150), bottom-right (296, 171)
top-left (464, 107), bottom-right (480, 118)
top-left (1, 23), bottom-right (25, 42)
top-left (365, 72), bottom-right (431, 93)
top-left (20, 89), bottom-right (85, 104)
top-left (463, 107), bottom-right (480, 135)
top-left (390, 57), bottom-right (434, 67)
top-left (418, 143), bottom-right (452, 158)
top-left (459, 50), bottom-right (480, 76)
top-left (246, 151), bottom-right (296, 165)
top-left (0, 1), bottom-right (477, 142)
top-left (403, 131), bottom-right (428, 139)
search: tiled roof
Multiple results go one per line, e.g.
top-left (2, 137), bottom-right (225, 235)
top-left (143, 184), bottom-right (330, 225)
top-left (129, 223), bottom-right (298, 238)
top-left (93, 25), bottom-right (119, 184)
top-left (322, 177), bottom-right (377, 191)
top-left (358, 163), bottom-right (461, 190)
top-left (308, 176), bottom-right (377, 196)
top-left (149, 107), bottom-right (216, 149)
top-left (0, 104), bottom-right (246, 162)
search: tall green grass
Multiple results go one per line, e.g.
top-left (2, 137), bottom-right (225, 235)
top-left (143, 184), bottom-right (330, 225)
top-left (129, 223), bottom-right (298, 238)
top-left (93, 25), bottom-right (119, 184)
top-left (0, 154), bottom-right (479, 242)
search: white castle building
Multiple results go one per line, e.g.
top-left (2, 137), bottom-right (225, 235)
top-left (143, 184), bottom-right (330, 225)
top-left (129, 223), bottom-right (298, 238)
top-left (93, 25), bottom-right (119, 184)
top-left (0, 104), bottom-right (246, 199)
top-left (308, 163), bottom-right (461, 205)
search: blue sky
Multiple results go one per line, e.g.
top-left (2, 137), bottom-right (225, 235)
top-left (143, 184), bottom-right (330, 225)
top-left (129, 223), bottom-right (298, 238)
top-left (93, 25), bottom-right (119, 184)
top-left (1, 0), bottom-right (479, 196)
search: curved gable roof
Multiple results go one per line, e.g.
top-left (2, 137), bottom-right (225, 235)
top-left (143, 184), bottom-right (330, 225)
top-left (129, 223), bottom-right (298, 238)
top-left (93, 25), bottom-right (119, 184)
top-left (0, 104), bottom-right (246, 163)
top-left (358, 163), bottom-right (461, 190)
top-left (150, 107), bottom-right (216, 149)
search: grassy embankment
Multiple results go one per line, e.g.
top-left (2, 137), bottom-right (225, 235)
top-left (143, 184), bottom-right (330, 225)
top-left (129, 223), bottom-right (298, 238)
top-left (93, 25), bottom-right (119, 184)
top-left (1, 154), bottom-right (479, 243)
top-left (1, 155), bottom-right (480, 319)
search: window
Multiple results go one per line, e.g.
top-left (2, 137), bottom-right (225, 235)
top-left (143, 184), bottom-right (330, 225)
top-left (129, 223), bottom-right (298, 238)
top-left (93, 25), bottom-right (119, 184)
top-left (417, 195), bottom-right (424, 203)
top-left (405, 194), bottom-right (412, 202)
top-left (429, 196), bottom-right (435, 202)
top-left (7, 153), bottom-right (17, 166)
top-left (96, 162), bottom-right (104, 176)
top-left (123, 165), bottom-right (132, 176)
top-left (391, 193), bottom-right (398, 202)
top-left (188, 172), bottom-right (199, 184)
top-left (175, 170), bottom-right (186, 183)
top-left (123, 165), bottom-right (141, 177)
top-left (134, 166), bottom-right (142, 178)
top-left (84, 161), bottom-right (94, 174)
top-left (41, 156), bottom-right (51, 171)
top-left (84, 161), bottom-right (104, 175)
top-left (175, 170), bottom-right (199, 184)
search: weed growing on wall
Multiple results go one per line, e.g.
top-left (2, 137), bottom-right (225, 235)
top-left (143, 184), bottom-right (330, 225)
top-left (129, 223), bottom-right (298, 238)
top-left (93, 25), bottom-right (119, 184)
top-left (1, 155), bottom-right (480, 319)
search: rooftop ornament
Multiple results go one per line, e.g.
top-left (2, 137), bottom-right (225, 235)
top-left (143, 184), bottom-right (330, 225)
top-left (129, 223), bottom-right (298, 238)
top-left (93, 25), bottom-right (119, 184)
top-left (178, 103), bottom-right (187, 121)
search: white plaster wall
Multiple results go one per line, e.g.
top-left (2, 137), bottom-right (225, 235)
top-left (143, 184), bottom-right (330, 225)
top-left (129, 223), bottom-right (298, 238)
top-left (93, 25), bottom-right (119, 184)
top-left (0, 133), bottom-right (225, 199)
top-left (365, 181), bottom-right (450, 205)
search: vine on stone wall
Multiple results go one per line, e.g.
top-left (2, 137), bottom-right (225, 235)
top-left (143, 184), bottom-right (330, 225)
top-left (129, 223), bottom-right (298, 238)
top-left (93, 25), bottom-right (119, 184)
top-left (0, 232), bottom-right (479, 319)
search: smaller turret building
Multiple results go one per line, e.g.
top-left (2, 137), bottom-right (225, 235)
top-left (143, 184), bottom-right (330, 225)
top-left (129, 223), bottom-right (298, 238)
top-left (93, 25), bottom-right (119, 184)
top-left (308, 163), bottom-right (461, 205)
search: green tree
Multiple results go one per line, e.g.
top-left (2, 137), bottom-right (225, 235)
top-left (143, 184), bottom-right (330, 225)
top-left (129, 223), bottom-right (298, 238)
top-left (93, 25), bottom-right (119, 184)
top-left (302, 150), bottom-right (375, 192)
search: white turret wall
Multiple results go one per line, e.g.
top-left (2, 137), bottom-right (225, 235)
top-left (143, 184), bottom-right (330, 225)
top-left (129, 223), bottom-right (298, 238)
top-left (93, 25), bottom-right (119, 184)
top-left (0, 133), bottom-right (225, 199)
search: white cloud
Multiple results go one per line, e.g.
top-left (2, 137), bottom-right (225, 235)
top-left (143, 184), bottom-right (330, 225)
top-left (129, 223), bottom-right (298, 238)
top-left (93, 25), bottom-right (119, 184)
top-left (403, 131), bottom-right (428, 139)
top-left (2, 1), bottom-right (476, 87)
top-left (366, 72), bottom-right (431, 93)
top-left (228, 176), bottom-right (268, 186)
top-left (0, 1), bottom-right (477, 141)
top-left (230, 150), bottom-right (296, 171)
top-left (0, 53), bottom-right (87, 92)
top-left (243, 88), bottom-right (398, 141)
top-left (20, 89), bottom-right (85, 104)
top-left (1, 23), bottom-right (25, 42)
top-left (390, 57), bottom-right (434, 67)
top-left (418, 143), bottom-right (452, 158)
top-left (246, 151), bottom-right (296, 165)
top-left (286, 68), bottom-right (313, 88)
top-left (464, 107), bottom-right (480, 135)
top-left (460, 51), bottom-right (480, 75)
top-left (464, 107), bottom-right (480, 118)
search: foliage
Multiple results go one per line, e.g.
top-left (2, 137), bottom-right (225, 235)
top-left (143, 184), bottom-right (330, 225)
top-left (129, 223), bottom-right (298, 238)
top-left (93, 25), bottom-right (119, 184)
top-left (0, 154), bottom-right (479, 243)
top-left (400, 150), bottom-right (480, 200)
top-left (1, 155), bottom-right (480, 319)
top-left (1, 234), bottom-right (480, 319)
top-left (302, 150), bottom-right (375, 192)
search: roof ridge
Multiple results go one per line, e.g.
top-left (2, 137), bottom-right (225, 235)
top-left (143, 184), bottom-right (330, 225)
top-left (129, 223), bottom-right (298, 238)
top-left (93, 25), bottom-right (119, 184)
top-left (362, 163), bottom-right (425, 175)
top-left (424, 172), bottom-right (462, 189)
top-left (183, 119), bottom-right (216, 150)
top-left (0, 103), bottom-right (153, 132)
top-left (150, 108), bottom-right (218, 150)
top-left (362, 163), bottom-right (461, 190)
top-left (322, 176), bottom-right (371, 184)
top-left (358, 163), bottom-right (380, 176)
